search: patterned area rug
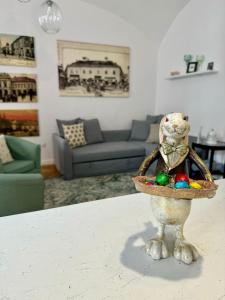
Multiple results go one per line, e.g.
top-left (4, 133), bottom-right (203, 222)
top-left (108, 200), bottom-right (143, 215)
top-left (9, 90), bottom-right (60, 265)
top-left (44, 172), bottom-right (138, 209)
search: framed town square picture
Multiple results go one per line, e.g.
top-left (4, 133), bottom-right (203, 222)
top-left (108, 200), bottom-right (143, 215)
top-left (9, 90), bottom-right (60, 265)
top-left (0, 110), bottom-right (39, 137)
top-left (0, 73), bottom-right (37, 103)
top-left (0, 34), bottom-right (36, 67)
top-left (57, 40), bottom-right (130, 97)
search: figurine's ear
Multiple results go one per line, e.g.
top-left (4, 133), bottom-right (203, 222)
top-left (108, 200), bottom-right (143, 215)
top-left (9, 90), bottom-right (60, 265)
top-left (183, 115), bottom-right (189, 121)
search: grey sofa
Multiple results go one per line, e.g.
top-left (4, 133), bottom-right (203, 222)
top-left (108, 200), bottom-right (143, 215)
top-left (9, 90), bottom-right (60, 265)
top-left (53, 130), bottom-right (158, 180)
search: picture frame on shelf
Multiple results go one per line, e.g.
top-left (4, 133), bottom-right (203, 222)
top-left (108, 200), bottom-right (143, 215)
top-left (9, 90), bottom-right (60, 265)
top-left (207, 62), bottom-right (214, 71)
top-left (186, 62), bottom-right (198, 73)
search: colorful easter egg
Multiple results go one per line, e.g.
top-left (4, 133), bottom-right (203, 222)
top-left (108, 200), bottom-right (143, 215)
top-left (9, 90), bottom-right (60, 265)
top-left (155, 172), bottom-right (170, 186)
top-left (146, 182), bottom-right (154, 186)
top-left (175, 181), bottom-right (190, 189)
top-left (175, 173), bottom-right (189, 184)
top-left (189, 182), bottom-right (202, 189)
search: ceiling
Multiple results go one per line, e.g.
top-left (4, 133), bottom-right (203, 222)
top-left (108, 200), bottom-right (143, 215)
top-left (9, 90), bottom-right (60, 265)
top-left (82, 0), bottom-right (190, 45)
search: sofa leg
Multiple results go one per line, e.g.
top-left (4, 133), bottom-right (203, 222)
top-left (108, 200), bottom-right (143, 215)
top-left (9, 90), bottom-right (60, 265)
top-left (63, 173), bottom-right (73, 180)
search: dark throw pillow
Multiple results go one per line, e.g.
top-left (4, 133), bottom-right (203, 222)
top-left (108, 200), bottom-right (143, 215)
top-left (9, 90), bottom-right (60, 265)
top-left (56, 118), bottom-right (82, 137)
top-left (130, 120), bottom-right (149, 141)
top-left (84, 119), bottom-right (104, 144)
top-left (146, 114), bottom-right (164, 125)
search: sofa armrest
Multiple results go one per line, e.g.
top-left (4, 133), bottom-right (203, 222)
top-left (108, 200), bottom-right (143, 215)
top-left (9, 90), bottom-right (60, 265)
top-left (5, 136), bottom-right (41, 172)
top-left (102, 130), bottom-right (131, 142)
top-left (52, 133), bottom-right (73, 180)
top-left (0, 174), bottom-right (44, 217)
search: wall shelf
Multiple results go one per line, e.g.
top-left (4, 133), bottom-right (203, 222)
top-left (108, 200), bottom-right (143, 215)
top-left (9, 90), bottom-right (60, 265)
top-left (166, 70), bottom-right (218, 80)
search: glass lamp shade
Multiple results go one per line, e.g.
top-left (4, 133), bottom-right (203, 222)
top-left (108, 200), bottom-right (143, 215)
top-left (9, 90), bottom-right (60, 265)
top-left (38, 0), bottom-right (62, 34)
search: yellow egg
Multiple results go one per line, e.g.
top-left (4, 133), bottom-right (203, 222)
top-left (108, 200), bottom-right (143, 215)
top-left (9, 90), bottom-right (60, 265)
top-left (190, 182), bottom-right (202, 189)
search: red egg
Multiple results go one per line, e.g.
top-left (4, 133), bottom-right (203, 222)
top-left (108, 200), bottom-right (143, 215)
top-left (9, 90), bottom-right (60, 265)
top-left (175, 173), bottom-right (189, 184)
top-left (146, 181), bottom-right (154, 186)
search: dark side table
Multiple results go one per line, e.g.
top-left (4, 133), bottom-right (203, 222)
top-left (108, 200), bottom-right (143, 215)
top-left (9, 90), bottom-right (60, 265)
top-left (192, 140), bottom-right (225, 178)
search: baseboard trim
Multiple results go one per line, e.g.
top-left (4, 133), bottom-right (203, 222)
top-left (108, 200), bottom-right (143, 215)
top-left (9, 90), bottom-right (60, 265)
top-left (41, 159), bottom-right (54, 165)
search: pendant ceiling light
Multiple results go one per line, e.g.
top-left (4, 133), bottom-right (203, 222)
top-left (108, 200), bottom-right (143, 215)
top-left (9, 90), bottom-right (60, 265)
top-left (38, 0), bottom-right (62, 34)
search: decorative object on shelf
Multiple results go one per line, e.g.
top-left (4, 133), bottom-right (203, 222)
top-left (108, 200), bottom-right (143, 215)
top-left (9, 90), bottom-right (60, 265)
top-left (0, 110), bottom-right (39, 137)
top-left (196, 54), bottom-right (205, 70)
top-left (184, 54), bottom-right (193, 66)
top-left (57, 40), bottom-right (130, 97)
top-left (207, 62), bottom-right (214, 71)
top-left (170, 70), bottom-right (180, 76)
top-left (197, 126), bottom-right (203, 143)
top-left (0, 33), bottom-right (35, 67)
top-left (133, 112), bottom-right (217, 265)
top-left (38, 0), bottom-right (63, 34)
top-left (206, 129), bottom-right (217, 145)
top-left (0, 73), bottom-right (38, 103)
top-left (186, 61), bottom-right (198, 73)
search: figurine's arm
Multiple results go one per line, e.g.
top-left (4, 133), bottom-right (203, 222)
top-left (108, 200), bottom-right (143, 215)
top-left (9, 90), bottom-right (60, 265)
top-left (138, 146), bottom-right (160, 176)
top-left (188, 147), bottom-right (214, 182)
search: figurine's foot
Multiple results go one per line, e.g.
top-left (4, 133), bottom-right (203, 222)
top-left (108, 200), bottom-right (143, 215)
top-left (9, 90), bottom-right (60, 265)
top-left (146, 238), bottom-right (169, 260)
top-left (174, 239), bottom-right (198, 264)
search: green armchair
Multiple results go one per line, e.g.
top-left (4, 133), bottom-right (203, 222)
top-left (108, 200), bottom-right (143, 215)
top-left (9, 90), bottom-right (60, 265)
top-left (0, 136), bottom-right (41, 174)
top-left (0, 174), bottom-right (44, 217)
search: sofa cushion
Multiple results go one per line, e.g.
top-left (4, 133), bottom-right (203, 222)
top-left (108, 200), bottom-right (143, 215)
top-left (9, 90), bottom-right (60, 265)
top-left (146, 114), bottom-right (164, 124)
top-left (146, 124), bottom-right (160, 144)
top-left (0, 135), bottom-right (13, 164)
top-left (72, 141), bottom-right (145, 163)
top-left (84, 119), bottom-right (104, 144)
top-left (63, 123), bottom-right (86, 148)
top-left (57, 118), bottom-right (82, 137)
top-left (130, 120), bottom-right (149, 141)
top-left (3, 160), bottom-right (35, 174)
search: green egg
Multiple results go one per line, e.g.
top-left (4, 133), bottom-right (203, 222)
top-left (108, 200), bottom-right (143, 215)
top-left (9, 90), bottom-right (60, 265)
top-left (155, 172), bottom-right (170, 186)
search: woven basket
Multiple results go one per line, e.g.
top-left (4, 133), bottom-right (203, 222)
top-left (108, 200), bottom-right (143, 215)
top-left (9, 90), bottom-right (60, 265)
top-left (132, 176), bottom-right (218, 200)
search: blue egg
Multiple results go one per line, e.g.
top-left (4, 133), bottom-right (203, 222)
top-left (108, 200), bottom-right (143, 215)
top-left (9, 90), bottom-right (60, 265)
top-left (175, 181), bottom-right (189, 189)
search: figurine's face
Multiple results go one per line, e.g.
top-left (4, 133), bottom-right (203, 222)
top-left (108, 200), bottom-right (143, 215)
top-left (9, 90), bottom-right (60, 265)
top-left (161, 113), bottom-right (190, 140)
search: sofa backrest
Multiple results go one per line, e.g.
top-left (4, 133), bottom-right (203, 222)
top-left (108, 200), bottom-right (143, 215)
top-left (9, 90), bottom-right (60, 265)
top-left (102, 130), bottom-right (131, 142)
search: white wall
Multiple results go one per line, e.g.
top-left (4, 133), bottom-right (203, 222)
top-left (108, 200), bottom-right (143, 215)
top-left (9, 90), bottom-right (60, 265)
top-left (0, 0), bottom-right (158, 164)
top-left (155, 0), bottom-right (225, 142)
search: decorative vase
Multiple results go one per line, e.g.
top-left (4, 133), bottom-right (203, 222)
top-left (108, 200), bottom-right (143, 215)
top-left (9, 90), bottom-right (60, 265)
top-left (196, 55), bottom-right (205, 71)
top-left (184, 54), bottom-right (193, 66)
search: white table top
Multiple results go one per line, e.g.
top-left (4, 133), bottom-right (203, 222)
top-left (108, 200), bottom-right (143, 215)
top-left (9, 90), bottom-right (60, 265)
top-left (0, 180), bottom-right (225, 300)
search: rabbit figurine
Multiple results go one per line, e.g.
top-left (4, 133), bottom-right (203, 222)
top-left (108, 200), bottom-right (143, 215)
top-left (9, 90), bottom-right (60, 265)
top-left (138, 112), bottom-right (213, 264)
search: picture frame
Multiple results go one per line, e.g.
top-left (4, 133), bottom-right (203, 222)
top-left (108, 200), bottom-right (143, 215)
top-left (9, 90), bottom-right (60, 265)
top-left (0, 73), bottom-right (38, 103)
top-left (0, 33), bottom-right (36, 67)
top-left (186, 62), bottom-right (198, 73)
top-left (0, 109), bottom-right (39, 137)
top-left (57, 40), bottom-right (130, 97)
top-left (207, 62), bottom-right (214, 71)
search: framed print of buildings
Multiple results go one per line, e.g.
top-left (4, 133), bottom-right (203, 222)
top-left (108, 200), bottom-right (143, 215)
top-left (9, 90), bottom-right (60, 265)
top-left (0, 34), bottom-right (36, 67)
top-left (57, 40), bottom-right (130, 97)
top-left (0, 110), bottom-right (39, 137)
top-left (0, 73), bottom-right (38, 103)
